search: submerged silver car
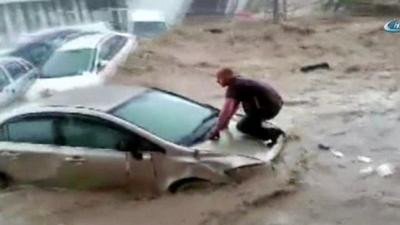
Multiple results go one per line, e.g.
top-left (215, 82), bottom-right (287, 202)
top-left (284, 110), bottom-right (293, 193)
top-left (0, 57), bottom-right (38, 108)
top-left (0, 85), bottom-right (283, 193)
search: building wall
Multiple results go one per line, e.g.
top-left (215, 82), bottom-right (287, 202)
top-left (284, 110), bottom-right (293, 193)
top-left (0, 0), bottom-right (91, 47)
top-left (0, 0), bottom-right (251, 47)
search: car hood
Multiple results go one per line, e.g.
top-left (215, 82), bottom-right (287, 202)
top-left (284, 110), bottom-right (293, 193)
top-left (25, 74), bottom-right (104, 100)
top-left (192, 119), bottom-right (285, 163)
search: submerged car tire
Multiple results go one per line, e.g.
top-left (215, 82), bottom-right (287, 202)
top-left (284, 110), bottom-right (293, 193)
top-left (169, 178), bottom-right (215, 193)
top-left (0, 173), bottom-right (11, 189)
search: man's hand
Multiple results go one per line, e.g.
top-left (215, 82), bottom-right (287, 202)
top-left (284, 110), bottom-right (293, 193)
top-left (208, 129), bottom-right (220, 140)
top-left (210, 98), bottom-right (239, 141)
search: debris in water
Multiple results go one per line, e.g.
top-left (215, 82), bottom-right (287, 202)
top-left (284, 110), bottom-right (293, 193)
top-left (204, 28), bottom-right (224, 34)
top-left (338, 164), bottom-right (346, 169)
top-left (359, 166), bottom-right (374, 176)
top-left (376, 163), bottom-right (395, 177)
top-left (196, 61), bottom-right (215, 68)
top-left (345, 65), bottom-right (361, 73)
top-left (281, 23), bottom-right (315, 35)
top-left (263, 140), bottom-right (273, 146)
top-left (357, 156), bottom-right (372, 163)
top-left (330, 149), bottom-right (344, 158)
top-left (318, 143), bottom-right (331, 151)
top-left (300, 62), bottom-right (331, 73)
top-left (285, 98), bottom-right (312, 106)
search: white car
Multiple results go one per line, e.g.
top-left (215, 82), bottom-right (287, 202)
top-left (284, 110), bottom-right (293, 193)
top-left (25, 32), bottom-right (137, 100)
top-left (0, 57), bottom-right (38, 108)
top-left (128, 10), bottom-right (168, 38)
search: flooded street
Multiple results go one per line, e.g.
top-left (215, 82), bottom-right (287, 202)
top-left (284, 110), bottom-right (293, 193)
top-left (1, 16), bottom-right (400, 225)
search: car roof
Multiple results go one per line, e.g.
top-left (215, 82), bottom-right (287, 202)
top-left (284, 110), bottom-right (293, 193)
top-left (0, 85), bottom-right (150, 122)
top-left (11, 31), bottom-right (99, 56)
top-left (65, 22), bottom-right (111, 33)
top-left (17, 29), bottom-right (79, 45)
top-left (130, 10), bottom-right (166, 22)
top-left (57, 33), bottom-right (111, 51)
top-left (38, 85), bottom-right (149, 111)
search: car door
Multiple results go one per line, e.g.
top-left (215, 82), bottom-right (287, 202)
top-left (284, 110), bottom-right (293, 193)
top-left (0, 67), bottom-right (14, 107)
top-left (96, 36), bottom-right (124, 79)
top-left (95, 37), bottom-right (113, 78)
top-left (110, 35), bottom-right (130, 66)
top-left (56, 114), bottom-right (156, 191)
top-left (0, 115), bottom-right (64, 186)
top-left (18, 59), bottom-right (38, 91)
top-left (3, 61), bottom-right (30, 98)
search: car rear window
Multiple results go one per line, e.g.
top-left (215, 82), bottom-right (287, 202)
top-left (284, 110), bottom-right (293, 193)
top-left (4, 118), bottom-right (56, 145)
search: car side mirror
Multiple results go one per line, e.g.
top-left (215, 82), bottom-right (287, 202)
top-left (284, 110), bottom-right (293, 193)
top-left (117, 140), bottom-right (144, 160)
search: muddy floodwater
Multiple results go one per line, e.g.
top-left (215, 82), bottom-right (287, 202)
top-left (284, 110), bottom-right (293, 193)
top-left (1, 16), bottom-right (400, 225)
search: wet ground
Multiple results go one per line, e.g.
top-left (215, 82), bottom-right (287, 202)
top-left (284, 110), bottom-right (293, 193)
top-left (1, 16), bottom-right (400, 225)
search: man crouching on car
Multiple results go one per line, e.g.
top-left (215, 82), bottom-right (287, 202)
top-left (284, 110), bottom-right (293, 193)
top-left (209, 68), bottom-right (285, 144)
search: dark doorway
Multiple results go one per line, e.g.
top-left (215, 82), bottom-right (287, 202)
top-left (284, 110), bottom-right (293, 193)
top-left (188, 0), bottom-right (229, 15)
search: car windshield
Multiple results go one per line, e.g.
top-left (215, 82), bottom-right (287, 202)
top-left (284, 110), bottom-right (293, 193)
top-left (133, 22), bottom-right (167, 37)
top-left (111, 90), bottom-right (218, 146)
top-left (41, 48), bottom-right (94, 78)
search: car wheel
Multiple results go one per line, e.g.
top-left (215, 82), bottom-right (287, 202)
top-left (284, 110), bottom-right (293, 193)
top-left (170, 178), bottom-right (215, 193)
top-left (0, 173), bottom-right (10, 189)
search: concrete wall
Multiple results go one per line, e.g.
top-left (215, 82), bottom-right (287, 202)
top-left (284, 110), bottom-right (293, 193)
top-left (0, 0), bottom-right (92, 47)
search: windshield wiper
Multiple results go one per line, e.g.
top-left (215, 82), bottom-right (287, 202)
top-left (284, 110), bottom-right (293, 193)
top-left (178, 111), bottom-right (219, 146)
top-left (200, 111), bottom-right (218, 125)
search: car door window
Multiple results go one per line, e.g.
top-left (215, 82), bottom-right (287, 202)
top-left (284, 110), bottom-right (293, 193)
top-left (4, 61), bottom-right (28, 80)
top-left (114, 36), bottom-right (127, 54)
top-left (99, 36), bottom-right (124, 62)
top-left (98, 38), bottom-right (113, 62)
top-left (59, 115), bottom-right (163, 152)
top-left (2, 116), bottom-right (58, 145)
top-left (60, 115), bottom-right (132, 150)
top-left (0, 68), bottom-right (10, 91)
